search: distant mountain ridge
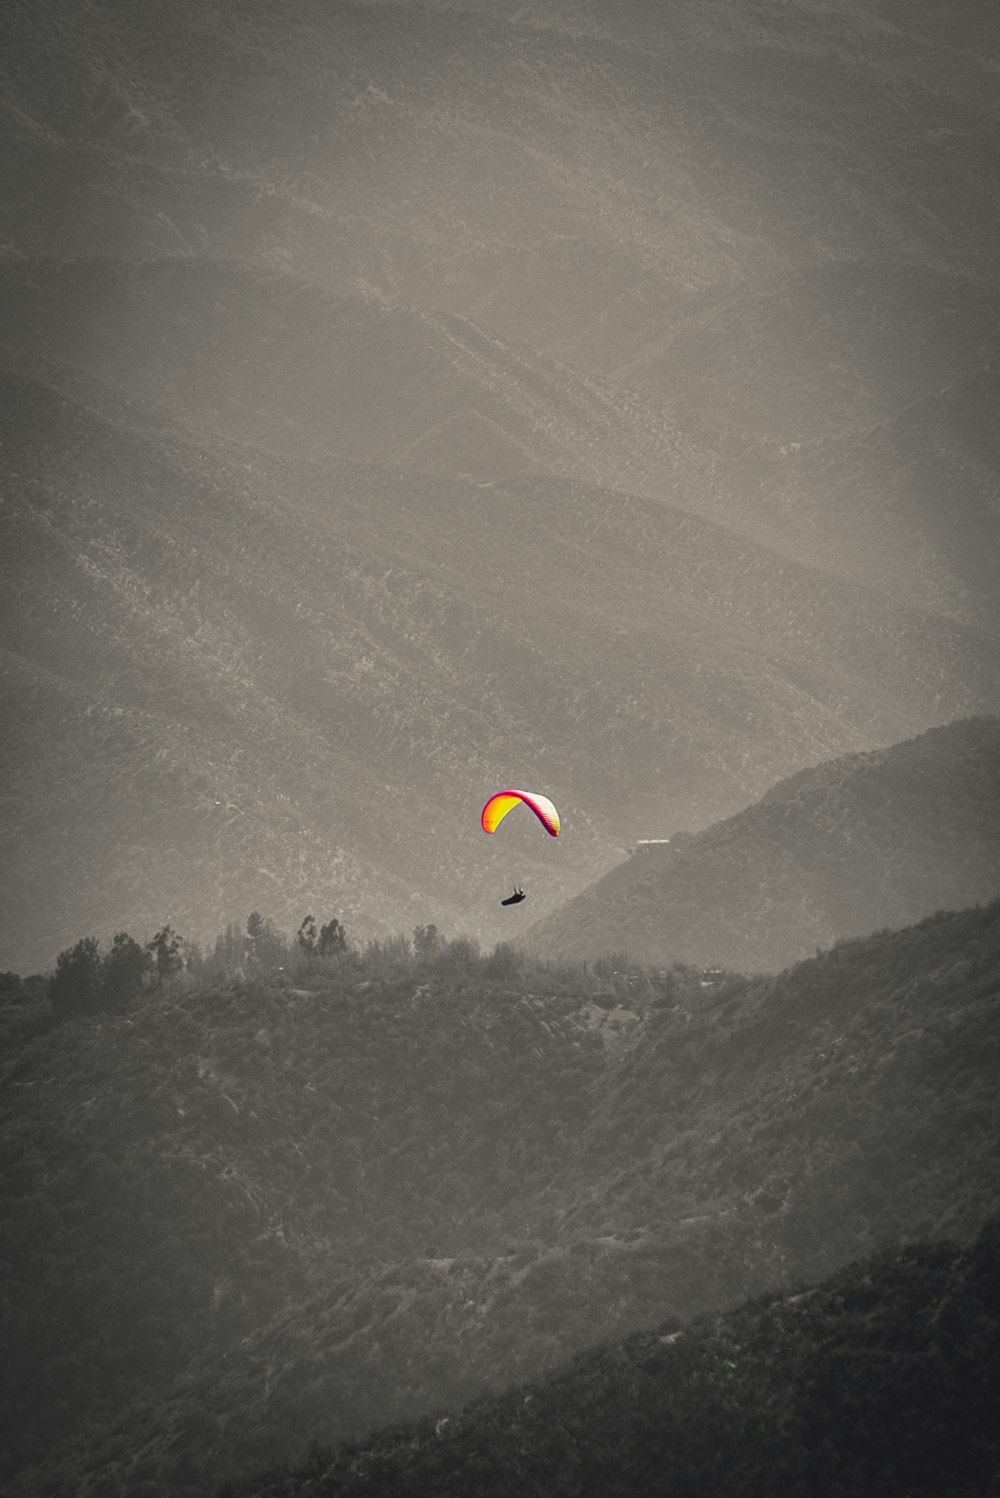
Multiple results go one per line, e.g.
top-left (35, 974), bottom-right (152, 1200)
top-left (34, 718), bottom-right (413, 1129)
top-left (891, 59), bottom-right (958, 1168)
top-left (4, 363), bottom-right (1000, 969)
top-left (3, 1), bottom-right (1000, 966)
top-left (524, 717), bottom-right (1000, 971)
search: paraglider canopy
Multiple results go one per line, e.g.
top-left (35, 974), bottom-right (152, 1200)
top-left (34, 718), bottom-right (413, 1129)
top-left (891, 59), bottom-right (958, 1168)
top-left (481, 789), bottom-right (560, 838)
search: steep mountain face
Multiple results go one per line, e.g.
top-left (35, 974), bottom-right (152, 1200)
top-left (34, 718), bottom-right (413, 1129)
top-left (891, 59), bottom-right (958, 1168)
top-left (2, 1), bottom-right (999, 623)
top-left (721, 361), bottom-right (1000, 637)
top-left (3, 256), bottom-right (997, 633)
top-left (4, 366), bottom-right (999, 969)
top-left (524, 717), bottom-right (1000, 971)
top-left (0, 257), bottom-right (686, 489)
top-left (5, 901), bottom-right (999, 1494)
top-left (3, 1), bottom-right (1000, 965)
top-left (5, 1), bottom-right (998, 313)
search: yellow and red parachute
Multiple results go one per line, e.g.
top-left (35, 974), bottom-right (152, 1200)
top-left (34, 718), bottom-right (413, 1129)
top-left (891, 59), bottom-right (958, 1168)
top-left (481, 789), bottom-right (560, 838)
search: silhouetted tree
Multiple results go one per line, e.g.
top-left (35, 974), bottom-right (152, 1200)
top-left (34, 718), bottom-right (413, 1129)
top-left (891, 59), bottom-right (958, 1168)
top-left (100, 933), bottom-right (152, 1009)
top-left (245, 911), bottom-right (265, 964)
top-left (246, 913), bottom-right (287, 971)
top-left (212, 923), bottom-right (245, 974)
top-left (147, 926), bottom-right (183, 982)
top-left (49, 937), bottom-right (102, 1017)
top-left (318, 917), bottom-right (347, 956)
top-left (182, 938), bottom-right (206, 977)
top-left (297, 915), bottom-right (318, 955)
top-left (413, 924), bottom-right (442, 960)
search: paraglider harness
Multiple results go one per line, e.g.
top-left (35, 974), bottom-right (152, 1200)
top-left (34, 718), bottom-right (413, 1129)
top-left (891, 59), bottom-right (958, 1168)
top-left (501, 886), bottom-right (526, 906)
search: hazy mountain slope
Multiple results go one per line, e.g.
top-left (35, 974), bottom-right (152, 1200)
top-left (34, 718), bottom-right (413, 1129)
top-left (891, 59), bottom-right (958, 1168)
top-left (4, 365), bottom-right (1000, 969)
top-left (6, 901), bottom-right (999, 1494)
top-left (524, 717), bottom-right (1000, 971)
top-left (2, 1), bottom-right (999, 622)
top-left (4, 254), bottom-right (995, 639)
top-left (617, 260), bottom-right (998, 439)
top-left (713, 361), bottom-right (1000, 637)
top-left (0, 256), bottom-right (691, 489)
top-left (233, 1223), bottom-right (1000, 1498)
top-left (0, 366), bottom-right (564, 969)
top-left (4, 1), bottom-right (996, 299)
top-left (2, 251), bottom-right (998, 640)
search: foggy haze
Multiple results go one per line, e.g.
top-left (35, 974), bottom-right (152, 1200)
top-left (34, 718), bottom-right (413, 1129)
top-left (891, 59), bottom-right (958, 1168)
top-left (2, 0), bottom-right (999, 969)
top-left (3, 6), bottom-right (1000, 1498)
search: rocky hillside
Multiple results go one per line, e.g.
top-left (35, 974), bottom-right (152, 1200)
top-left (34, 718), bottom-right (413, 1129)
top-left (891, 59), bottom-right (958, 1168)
top-left (231, 1218), bottom-right (1000, 1498)
top-left (524, 717), bottom-right (1000, 971)
top-left (4, 899), bottom-right (998, 1494)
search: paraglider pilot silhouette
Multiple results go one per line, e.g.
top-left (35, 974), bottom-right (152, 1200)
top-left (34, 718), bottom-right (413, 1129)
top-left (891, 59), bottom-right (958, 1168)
top-left (481, 789), bottom-right (560, 906)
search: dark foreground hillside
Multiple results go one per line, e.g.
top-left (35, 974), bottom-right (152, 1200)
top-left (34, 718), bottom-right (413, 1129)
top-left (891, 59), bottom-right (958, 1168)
top-left (229, 1216), bottom-right (1000, 1498)
top-left (4, 900), bottom-right (999, 1496)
